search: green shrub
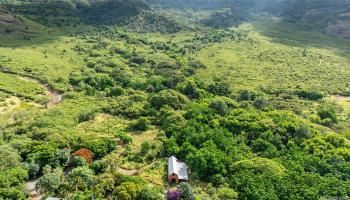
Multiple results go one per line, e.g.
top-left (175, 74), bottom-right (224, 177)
top-left (295, 90), bottom-right (324, 100)
top-left (76, 139), bottom-right (117, 159)
top-left (73, 156), bottom-right (88, 167)
top-left (217, 187), bottom-right (238, 200)
top-left (78, 108), bottom-right (99, 123)
top-left (141, 141), bottom-right (151, 156)
top-left (108, 86), bottom-right (124, 96)
top-left (150, 89), bottom-right (189, 110)
top-left (209, 98), bottom-right (230, 115)
top-left (132, 117), bottom-right (151, 131)
top-left (115, 131), bottom-right (134, 144)
top-left (137, 186), bottom-right (163, 200)
top-left (178, 182), bottom-right (195, 200)
top-left (207, 81), bottom-right (232, 97)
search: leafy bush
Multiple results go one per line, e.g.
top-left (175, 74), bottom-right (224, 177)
top-left (23, 161), bottom-right (40, 179)
top-left (26, 144), bottom-right (57, 168)
top-left (207, 81), bottom-right (232, 97)
top-left (150, 89), bottom-right (190, 110)
top-left (138, 187), bottom-right (163, 200)
top-left (178, 182), bottom-right (195, 200)
top-left (176, 79), bottom-right (206, 99)
top-left (132, 117), bottom-right (151, 131)
top-left (238, 89), bottom-right (256, 101)
top-left (76, 139), bottom-right (117, 159)
top-left (228, 158), bottom-right (285, 200)
top-left (73, 156), bottom-right (88, 167)
top-left (252, 97), bottom-right (269, 110)
top-left (113, 182), bottom-right (142, 200)
top-left (36, 166), bottom-right (64, 195)
top-left (217, 187), bottom-right (238, 200)
top-left (115, 131), bottom-right (134, 144)
top-left (209, 97), bottom-right (230, 115)
top-left (90, 160), bottom-right (105, 174)
top-left (317, 104), bottom-right (338, 126)
top-left (67, 167), bottom-right (95, 191)
top-left (107, 86), bottom-right (124, 97)
top-left (295, 90), bottom-right (324, 100)
top-left (78, 108), bottom-right (99, 122)
top-left (140, 141), bottom-right (151, 155)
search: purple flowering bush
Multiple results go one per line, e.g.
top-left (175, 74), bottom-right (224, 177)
top-left (166, 189), bottom-right (181, 200)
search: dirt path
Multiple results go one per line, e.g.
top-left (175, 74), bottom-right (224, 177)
top-left (16, 76), bottom-right (62, 108)
top-left (27, 179), bottom-right (42, 200)
top-left (118, 167), bottom-right (139, 176)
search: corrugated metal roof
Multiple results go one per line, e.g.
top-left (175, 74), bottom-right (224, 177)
top-left (168, 156), bottom-right (189, 181)
top-left (168, 156), bottom-right (178, 175)
top-left (177, 162), bottom-right (189, 180)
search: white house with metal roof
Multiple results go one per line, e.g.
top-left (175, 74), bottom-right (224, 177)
top-left (168, 156), bottom-right (189, 183)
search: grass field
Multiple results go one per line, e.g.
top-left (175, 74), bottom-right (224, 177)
top-left (330, 95), bottom-right (350, 120)
top-left (0, 72), bottom-right (45, 100)
top-left (0, 36), bottom-right (86, 91)
top-left (193, 19), bottom-right (350, 94)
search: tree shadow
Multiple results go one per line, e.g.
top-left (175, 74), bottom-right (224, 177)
top-left (0, 7), bottom-right (80, 48)
top-left (251, 17), bottom-right (350, 59)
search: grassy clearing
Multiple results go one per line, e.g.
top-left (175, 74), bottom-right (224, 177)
top-left (74, 113), bottom-right (127, 139)
top-left (0, 98), bottom-right (39, 128)
top-left (0, 96), bottom-right (21, 113)
top-left (0, 72), bottom-right (46, 100)
top-left (131, 128), bottom-right (159, 151)
top-left (0, 36), bottom-right (86, 91)
top-left (330, 95), bottom-right (350, 121)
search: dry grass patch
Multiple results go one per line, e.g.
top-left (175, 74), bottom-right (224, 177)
top-left (131, 128), bottom-right (159, 151)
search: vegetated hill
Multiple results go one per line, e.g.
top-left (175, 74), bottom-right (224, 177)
top-left (146, 0), bottom-right (264, 10)
top-left (0, 7), bottom-right (50, 45)
top-left (80, 0), bottom-right (149, 25)
top-left (125, 10), bottom-right (194, 33)
top-left (325, 11), bottom-right (350, 39)
top-left (81, 0), bottom-right (191, 33)
top-left (275, 0), bottom-right (350, 39)
top-left (148, 0), bottom-right (350, 38)
top-left (0, 7), bottom-right (25, 31)
top-left (0, 0), bottom-right (148, 26)
top-left (2, 0), bottom-right (82, 27)
top-left (0, 0), bottom-right (189, 33)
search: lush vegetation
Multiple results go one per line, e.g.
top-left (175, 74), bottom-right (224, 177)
top-left (0, 0), bottom-right (350, 199)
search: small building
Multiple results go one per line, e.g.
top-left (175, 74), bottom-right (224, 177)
top-left (168, 156), bottom-right (189, 183)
